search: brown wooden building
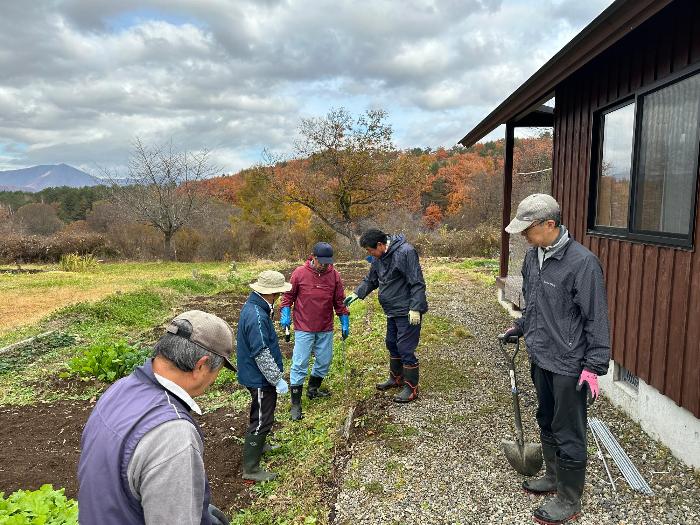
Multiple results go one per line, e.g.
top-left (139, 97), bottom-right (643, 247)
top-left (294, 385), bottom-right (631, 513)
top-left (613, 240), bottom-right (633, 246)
top-left (460, 0), bottom-right (700, 434)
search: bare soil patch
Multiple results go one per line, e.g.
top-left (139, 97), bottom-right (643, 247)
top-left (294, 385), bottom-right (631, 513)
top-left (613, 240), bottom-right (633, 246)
top-left (0, 400), bottom-right (255, 511)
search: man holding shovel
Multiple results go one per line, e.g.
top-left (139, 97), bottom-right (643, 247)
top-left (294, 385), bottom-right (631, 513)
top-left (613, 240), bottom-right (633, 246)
top-left (500, 194), bottom-right (610, 525)
top-left (344, 229), bottom-right (428, 403)
top-left (279, 242), bottom-right (350, 421)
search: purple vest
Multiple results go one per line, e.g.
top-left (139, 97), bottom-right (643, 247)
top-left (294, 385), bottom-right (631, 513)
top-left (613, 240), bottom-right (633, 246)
top-left (77, 359), bottom-right (211, 524)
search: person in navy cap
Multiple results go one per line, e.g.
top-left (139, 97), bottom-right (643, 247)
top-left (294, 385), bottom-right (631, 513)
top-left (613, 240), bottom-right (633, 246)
top-left (279, 242), bottom-right (350, 420)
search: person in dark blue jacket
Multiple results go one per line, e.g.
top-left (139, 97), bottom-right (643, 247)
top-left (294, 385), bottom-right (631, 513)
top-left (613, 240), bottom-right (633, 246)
top-left (345, 229), bottom-right (428, 403)
top-left (236, 270), bottom-right (292, 482)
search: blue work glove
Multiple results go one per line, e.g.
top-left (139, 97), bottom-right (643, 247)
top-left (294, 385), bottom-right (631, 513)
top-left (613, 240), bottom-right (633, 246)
top-left (340, 314), bottom-right (350, 340)
top-left (344, 293), bottom-right (359, 307)
top-left (365, 255), bottom-right (375, 263)
top-left (280, 306), bottom-right (291, 328)
top-left (275, 378), bottom-right (289, 395)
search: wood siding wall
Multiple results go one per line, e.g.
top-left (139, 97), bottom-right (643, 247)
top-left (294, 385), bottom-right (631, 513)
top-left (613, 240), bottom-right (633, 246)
top-left (552, 0), bottom-right (700, 418)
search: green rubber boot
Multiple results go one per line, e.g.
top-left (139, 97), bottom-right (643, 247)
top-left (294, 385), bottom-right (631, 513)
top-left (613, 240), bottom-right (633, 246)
top-left (307, 375), bottom-right (330, 399)
top-left (533, 455), bottom-right (585, 524)
top-left (290, 385), bottom-right (303, 421)
top-left (393, 364), bottom-right (418, 403)
top-left (242, 432), bottom-right (277, 482)
top-left (376, 357), bottom-right (403, 390)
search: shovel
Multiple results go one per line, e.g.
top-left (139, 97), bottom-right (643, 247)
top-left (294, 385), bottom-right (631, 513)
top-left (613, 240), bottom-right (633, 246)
top-left (498, 335), bottom-right (543, 476)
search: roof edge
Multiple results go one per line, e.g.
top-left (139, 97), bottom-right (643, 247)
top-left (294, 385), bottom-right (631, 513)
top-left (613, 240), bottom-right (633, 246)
top-left (458, 0), bottom-right (673, 147)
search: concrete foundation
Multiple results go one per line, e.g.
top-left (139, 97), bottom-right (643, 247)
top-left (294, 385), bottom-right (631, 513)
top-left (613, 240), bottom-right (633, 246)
top-left (600, 361), bottom-right (700, 470)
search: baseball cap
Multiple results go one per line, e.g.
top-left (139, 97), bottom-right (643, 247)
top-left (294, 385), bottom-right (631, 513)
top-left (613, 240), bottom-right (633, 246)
top-left (166, 310), bottom-right (236, 371)
top-left (312, 242), bottom-right (334, 264)
top-left (505, 194), bottom-right (560, 234)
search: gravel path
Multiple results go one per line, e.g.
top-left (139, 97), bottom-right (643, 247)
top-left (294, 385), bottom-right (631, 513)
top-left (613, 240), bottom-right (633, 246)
top-left (332, 269), bottom-right (700, 525)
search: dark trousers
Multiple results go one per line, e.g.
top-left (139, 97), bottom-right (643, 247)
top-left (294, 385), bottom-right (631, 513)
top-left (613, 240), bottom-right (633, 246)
top-left (530, 362), bottom-right (588, 462)
top-left (246, 386), bottom-right (277, 435)
top-left (385, 315), bottom-right (421, 366)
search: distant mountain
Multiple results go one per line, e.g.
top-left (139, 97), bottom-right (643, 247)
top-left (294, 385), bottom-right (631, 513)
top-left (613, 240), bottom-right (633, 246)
top-left (0, 164), bottom-right (101, 192)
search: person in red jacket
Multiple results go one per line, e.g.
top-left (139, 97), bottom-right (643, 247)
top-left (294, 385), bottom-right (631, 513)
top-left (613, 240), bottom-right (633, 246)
top-left (280, 242), bottom-right (350, 421)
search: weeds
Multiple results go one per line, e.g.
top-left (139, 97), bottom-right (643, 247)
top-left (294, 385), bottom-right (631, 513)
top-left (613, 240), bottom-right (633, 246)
top-left (59, 253), bottom-right (98, 272)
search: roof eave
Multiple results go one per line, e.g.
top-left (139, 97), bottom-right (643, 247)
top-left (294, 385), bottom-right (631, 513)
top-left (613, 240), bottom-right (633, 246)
top-left (458, 0), bottom-right (673, 148)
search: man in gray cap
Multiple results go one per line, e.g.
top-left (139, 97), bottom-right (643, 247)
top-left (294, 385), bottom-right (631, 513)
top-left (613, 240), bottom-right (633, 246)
top-left (500, 194), bottom-right (610, 525)
top-left (78, 310), bottom-right (234, 525)
top-left (236, 270), bottom-right (292, 481)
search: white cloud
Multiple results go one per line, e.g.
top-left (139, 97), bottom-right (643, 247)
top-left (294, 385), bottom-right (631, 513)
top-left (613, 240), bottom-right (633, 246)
top-left (0, 0), bottom-right (613, 173)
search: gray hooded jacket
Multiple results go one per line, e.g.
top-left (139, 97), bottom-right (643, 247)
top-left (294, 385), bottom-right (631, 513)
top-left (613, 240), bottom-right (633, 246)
top-left (355, 234), bottom-right (428, 317)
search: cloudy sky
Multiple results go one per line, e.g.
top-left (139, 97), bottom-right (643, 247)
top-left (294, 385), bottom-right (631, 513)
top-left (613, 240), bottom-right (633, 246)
top-left (0, 0), bottom-right (613, 175)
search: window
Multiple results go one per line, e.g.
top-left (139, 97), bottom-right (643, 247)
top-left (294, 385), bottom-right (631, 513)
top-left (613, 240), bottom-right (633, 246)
top-left (596, 103), bottom-right (634, 228)
top-left (590, 69), bottom-right (700, 247)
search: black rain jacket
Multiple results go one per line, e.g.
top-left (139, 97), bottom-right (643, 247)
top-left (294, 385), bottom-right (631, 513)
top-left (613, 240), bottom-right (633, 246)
top-left (355, 234), bottom-right (428, 318)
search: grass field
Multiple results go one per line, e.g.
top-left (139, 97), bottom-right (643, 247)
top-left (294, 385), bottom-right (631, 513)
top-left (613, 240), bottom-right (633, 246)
top-left (0, 260), bottom-right (290, 338)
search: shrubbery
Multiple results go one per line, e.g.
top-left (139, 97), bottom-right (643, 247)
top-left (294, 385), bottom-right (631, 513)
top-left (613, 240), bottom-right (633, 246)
top-left (0, 484), bottom-right (77, 524)
top-left (68, 340), bottom-right (150, 382)
top-left (0, 231), bottom-right (109, 264)
top-left (414, 224), bottom-right (500, 258)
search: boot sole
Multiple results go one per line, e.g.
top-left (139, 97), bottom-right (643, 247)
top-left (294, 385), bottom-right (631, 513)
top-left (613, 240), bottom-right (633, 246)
top-left (533, 512), bottom-right (580, 524)
top-left (376, 385), bottom-right (401, 391)
top-left (523, 486), bottom-right (557, 496)
top-left (242, 474), bottom-right (277, 483)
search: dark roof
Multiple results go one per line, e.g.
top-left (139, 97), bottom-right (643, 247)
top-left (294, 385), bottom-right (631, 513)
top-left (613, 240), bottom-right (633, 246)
top-left (458, 0), bottom-right (673, 147)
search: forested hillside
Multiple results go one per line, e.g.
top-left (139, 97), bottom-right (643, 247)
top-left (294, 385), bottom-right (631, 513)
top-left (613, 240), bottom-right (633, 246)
top-left (0, 112), bottom-right (551, 263)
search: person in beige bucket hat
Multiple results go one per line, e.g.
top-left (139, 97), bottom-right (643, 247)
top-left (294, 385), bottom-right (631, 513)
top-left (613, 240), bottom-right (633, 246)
top-left (236, 270), bottom-right (292, 482)
top-left (249, 270), bottom-right (293, 295)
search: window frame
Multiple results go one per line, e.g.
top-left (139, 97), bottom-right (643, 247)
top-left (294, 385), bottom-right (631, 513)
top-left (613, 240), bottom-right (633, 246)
top-left (588, 63), bottom-right (700, 249)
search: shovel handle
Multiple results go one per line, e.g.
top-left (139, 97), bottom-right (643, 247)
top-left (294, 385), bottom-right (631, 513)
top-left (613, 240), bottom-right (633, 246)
top-left (499, 337), bottom-right (525, 446)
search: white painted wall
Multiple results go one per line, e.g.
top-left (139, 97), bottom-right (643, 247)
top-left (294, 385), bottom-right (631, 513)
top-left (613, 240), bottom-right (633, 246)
top-left (600, 361), bottom-right (700, 470)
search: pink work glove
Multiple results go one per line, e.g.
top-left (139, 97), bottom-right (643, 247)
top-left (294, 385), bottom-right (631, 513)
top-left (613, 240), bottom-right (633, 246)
top-left (576, 369), bottom-right (599, 406)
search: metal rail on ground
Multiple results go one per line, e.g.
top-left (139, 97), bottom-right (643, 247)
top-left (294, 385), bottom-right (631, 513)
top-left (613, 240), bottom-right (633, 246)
top-left (589, 417), bottom-right (654, 496)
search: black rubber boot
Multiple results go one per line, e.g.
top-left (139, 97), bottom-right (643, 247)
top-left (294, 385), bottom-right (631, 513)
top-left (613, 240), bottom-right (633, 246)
top-left (307, 375), bottom-right (330, 399)
top-left (290, 385), bottom-right (303, 421)
top-left (533, 455), bottom-right (585, 524)
top-left (393, 364), bottom-right (418, 403)
top-left (523, 434), bottom-right (558, 494)
top-left (242, 432), bottom-right (277, 482)
top-left (376, 357), bottom-right (403, 391)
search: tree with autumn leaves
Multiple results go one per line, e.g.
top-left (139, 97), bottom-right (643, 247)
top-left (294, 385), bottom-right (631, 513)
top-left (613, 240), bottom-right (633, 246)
top-left (182, 113), bottom-right (552, 259)
top-left (268, 108), bottom-right (429, 249)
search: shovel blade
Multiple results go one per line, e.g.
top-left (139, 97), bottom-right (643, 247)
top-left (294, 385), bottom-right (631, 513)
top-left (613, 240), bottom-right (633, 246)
top-left (502, 439), bottom-right (543, 476)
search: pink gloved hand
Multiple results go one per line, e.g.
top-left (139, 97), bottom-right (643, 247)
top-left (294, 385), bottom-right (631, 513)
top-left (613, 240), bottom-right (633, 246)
top-left (576, 369), bottom-right (599, 406)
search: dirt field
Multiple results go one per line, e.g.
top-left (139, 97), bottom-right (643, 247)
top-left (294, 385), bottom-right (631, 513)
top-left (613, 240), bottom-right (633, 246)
top-left (0, 261), bottom-right (370, 514)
